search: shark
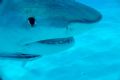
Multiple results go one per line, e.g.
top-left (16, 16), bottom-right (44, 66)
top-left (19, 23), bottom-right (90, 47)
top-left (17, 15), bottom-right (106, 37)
top-left (0, 0), bottom-right (102, 60)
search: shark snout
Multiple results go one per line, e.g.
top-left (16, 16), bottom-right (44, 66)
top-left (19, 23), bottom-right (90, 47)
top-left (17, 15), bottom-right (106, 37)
top-left (63, 1), bottom-right (102, 35)
top-left (65, 2), bottom-right (102, 24)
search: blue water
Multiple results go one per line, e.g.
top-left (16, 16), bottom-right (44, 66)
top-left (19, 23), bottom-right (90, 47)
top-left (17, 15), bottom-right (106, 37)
top-left (0, 0), bottom-right (120, 80)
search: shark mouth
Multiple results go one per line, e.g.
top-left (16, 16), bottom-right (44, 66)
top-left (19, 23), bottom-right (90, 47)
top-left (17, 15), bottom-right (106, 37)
top-left (36, 37), bottom-right (74, 45)
top-left (0, 37), bottom-right (74, 60)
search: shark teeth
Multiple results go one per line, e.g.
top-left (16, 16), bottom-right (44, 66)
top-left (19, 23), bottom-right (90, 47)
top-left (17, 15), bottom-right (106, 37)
top-left (38, 37), bottom-right (74, 44)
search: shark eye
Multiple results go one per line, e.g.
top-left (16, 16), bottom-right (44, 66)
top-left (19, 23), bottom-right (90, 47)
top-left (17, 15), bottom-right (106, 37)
top-left (28, 17), bottom-right (36, 27)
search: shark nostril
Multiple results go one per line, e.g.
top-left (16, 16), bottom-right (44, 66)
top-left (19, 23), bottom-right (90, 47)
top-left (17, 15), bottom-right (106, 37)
top-left (28, 17), bottom-right (36, 27)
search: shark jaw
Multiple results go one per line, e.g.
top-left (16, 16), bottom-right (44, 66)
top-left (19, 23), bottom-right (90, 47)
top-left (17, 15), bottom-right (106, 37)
top-left (0, 37), bottom-right (74, 60)
top-left (19, 37), bottom-right (75, 57)
top-left (0, 37), bottom-right (74, 61)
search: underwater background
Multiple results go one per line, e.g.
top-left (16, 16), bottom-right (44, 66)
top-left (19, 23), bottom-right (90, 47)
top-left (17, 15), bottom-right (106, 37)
top-left (0, 0), bottom-right (120, 80)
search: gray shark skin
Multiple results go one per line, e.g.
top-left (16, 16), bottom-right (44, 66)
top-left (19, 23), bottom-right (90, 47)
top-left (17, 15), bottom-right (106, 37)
top-left (0, 0), bottom-right (102, 59)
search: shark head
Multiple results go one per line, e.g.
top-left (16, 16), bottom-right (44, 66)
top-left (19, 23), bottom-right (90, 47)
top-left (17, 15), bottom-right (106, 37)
top-left (0, 0), bottom-right (102, 59)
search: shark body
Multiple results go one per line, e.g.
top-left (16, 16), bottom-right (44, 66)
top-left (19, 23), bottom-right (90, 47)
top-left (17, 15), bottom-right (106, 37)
top-left (0, 0), bottom-right (102, 59)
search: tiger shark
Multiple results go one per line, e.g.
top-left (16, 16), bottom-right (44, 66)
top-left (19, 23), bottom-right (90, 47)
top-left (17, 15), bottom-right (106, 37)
top-left (0, 0), bottom-right (102, 60)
